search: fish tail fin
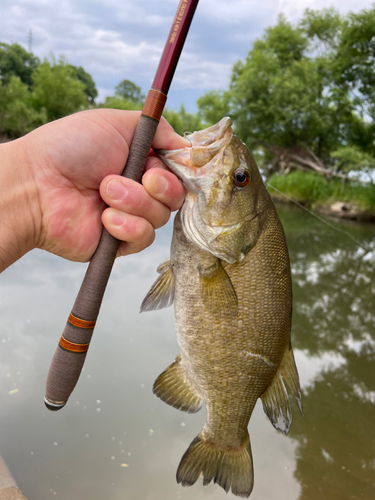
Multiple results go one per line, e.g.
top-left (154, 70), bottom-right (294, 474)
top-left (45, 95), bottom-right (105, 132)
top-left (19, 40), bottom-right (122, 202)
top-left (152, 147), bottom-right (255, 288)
top-left (177, 431), bottom-right (254, 498)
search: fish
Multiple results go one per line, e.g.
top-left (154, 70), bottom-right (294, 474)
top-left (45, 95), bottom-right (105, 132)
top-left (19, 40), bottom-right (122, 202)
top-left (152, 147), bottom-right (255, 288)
top-left (140, 117), bottom-right (303, 497)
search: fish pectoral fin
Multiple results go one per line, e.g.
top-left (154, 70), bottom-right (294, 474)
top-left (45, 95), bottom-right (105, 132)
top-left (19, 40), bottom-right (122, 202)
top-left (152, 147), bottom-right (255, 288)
top-left (199, 260), bottom-right (238, 316)
top-left (261, 347), bottom-right (303, 435)
top-left (153, 355), bottom-right (202, 414)
top-left (140, 258), bottom-right (174, 312)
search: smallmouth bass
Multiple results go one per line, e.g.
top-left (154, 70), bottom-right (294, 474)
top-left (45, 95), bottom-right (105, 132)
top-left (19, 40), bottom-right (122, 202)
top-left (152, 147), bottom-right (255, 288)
top-left (141, 117), bottom-right (303, 497)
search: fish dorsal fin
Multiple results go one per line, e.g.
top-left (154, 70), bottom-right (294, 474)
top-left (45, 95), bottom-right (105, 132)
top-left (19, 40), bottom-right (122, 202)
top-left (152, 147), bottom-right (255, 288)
top-left (261, 347), bottom-right (303, 434)
top-left (153, 355), bottom-right (202, 413)
top-left (199, 260), bottom-right (238, 316)
top-left (140, 258), bottom-right (174, 312)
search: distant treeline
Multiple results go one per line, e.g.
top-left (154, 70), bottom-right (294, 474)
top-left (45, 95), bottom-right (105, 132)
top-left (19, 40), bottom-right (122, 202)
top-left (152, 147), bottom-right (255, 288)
top-left (1, 4), bottom-right (375, 180)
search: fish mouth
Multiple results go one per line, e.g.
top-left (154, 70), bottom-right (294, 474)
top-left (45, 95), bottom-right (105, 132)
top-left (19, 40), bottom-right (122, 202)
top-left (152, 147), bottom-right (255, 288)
top-left (154, 117), bottom-right (234, 186)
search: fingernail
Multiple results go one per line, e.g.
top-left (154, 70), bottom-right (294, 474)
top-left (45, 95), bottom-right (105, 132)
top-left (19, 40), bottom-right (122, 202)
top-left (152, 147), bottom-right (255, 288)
top-left (107, 179), bottom-right (127, 200)
top-left (109, 211), bottom-right (125, 226)
top-left (153, 173), bottom-right (169, 194)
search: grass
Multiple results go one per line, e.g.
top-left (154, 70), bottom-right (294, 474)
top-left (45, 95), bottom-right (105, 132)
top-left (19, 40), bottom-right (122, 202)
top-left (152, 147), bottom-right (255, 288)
top-left (267, 171), bottom-right (375, 213)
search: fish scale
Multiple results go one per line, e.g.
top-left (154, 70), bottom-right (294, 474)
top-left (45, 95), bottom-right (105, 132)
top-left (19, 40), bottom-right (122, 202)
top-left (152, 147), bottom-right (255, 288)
top-left (140, 117), bottom-right (303, 497)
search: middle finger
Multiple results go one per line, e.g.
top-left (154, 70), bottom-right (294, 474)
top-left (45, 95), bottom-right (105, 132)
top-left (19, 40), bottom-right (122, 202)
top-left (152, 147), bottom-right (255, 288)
top-left (100, 175), bottom-right (170, 229)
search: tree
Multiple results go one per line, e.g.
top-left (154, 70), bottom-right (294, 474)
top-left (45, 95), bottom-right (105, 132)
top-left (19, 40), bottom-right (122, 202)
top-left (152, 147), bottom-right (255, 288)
top-left (0, 42), bottom-right (39, 88)
top-left (68, 65), bottom-right (98, 104)
top-left (114, 79), bottom-right (144, 104)
top-left (197, 7), bottom-right (375, 179)
top-left (228, 13), bottom-right (353, 160)
top-left (163, 105), bottom-right (202, 137)
top-left (99, 96), bottom-right (142, 111)
top-left (32, 57), bottom-right (89, 120)
top-left (196, 90), bottom-right (230, 127)
top-left (0, 76), bottom-right (46, 137)
top-left (334, 6), bottom-right (375, 109)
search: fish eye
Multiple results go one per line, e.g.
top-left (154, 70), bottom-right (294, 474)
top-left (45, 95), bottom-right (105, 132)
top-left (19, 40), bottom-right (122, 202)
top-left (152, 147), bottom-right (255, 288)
top-left (232, 168), bottom-right (250, 188)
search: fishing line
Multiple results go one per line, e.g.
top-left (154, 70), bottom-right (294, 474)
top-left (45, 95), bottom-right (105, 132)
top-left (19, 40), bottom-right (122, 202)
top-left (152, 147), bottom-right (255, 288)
top-left (266, 182), bottom-right (370, 252)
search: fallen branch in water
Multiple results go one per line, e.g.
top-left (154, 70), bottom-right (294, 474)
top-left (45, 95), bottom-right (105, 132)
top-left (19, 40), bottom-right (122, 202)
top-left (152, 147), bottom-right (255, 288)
top-left (254, 140), bottom-right (372, 186)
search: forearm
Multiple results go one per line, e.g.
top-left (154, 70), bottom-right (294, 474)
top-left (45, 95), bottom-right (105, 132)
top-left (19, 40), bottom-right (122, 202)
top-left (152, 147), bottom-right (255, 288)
top-left (0, 138), bottom-right (40, 272)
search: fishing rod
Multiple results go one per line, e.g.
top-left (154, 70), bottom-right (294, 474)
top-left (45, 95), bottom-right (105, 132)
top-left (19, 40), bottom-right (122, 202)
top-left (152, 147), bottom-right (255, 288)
top-left (44, 0), bottom-right (200, 411)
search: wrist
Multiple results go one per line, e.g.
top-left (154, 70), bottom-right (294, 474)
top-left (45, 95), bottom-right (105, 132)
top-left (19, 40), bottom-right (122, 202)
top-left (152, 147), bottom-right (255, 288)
top-left (0, 137), bottom-right (41, 272)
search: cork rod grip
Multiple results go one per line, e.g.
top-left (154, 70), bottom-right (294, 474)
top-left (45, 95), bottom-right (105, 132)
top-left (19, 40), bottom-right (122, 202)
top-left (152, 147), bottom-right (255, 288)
top-left (44, 113), bottom-right (162, 410)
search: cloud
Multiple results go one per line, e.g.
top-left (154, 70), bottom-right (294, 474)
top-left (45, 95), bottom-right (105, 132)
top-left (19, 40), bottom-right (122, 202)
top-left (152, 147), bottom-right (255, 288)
top-left (0, 0), bottom-right (372, 111)
top-left (278, 0), bottom-right (373, 20)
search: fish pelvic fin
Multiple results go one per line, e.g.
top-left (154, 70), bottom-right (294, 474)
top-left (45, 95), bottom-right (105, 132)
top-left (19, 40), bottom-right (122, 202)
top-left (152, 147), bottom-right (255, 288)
top-left (153, 355), bottom-right (202, 413)
top-left (261, 347), bottom-right (303, 434)
top-left (177, 431), bottom-right (254, 498)
top-left (140, 258), bottom-right (174, 312)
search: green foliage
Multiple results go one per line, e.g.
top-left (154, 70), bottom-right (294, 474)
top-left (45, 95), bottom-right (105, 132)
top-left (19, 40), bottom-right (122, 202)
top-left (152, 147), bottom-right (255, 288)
top-left (68, 65), bottom-right (98, 103)
top-left (0, 45), bottom-right (98, 137)
top-left (197, 5), bottom-right (375, 175)
top-left (197, 90), bottom-right (231, 127)
top-left (0, 42), bottom-right (39, 88)
top-left (98, 79), bottom-right (145, 112)
top-left (257, 14), bottom-right (308, 66)
top-left (115, 79), bottom-right (144, 104)
top-left (0, 76), bottom-right (47, 137)
top-left (268, 171), bottom-right (375, 212)
top-left (98, 96), bottom-right (142, 111)
top-left (300, 8), bottom-right (342, 49)
top-left (163, 105), bottom-right (202, 136)
top-left (331, 146), bottom-right (375, 174)
top-left (228, 12), bottom-right (351, 158)
top-left (335, 6), bottom-right (375, 106)
top-left (32, 57), bottom-right (89, 120)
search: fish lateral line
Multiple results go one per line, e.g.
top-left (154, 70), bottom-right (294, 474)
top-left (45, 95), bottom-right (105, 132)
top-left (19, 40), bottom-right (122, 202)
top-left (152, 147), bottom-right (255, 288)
top-left (243, 350), bottom-right (277, 368)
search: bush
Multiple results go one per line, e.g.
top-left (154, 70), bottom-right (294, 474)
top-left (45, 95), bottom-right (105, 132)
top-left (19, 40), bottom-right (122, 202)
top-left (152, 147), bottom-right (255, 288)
top-left (268, 171), bottom-right (375, 212)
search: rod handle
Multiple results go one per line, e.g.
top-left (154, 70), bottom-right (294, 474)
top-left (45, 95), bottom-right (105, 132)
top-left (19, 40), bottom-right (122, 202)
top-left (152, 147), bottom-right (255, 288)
top-left (44, 113), bottom-right (162, 410)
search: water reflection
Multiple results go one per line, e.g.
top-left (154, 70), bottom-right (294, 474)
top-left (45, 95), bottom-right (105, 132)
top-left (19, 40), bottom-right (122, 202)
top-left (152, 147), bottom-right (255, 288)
top-left (0, 205), bottom-right (374, 499)
top-left (282, 205), bottom-right (375, 500)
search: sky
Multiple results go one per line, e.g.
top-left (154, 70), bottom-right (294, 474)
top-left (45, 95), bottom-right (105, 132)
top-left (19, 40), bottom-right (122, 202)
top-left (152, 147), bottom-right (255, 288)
top-left (0, 0), bottom-right (373, 111)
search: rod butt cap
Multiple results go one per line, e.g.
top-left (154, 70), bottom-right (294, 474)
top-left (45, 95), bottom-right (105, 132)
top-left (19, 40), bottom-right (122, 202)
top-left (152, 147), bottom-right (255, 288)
top-left (44, 397), bottom-right (66, 411)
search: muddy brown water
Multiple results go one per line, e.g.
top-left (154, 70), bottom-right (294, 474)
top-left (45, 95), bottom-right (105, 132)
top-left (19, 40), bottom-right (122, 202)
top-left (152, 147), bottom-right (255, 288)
top-left (1, 204), bottom-right (374, 500)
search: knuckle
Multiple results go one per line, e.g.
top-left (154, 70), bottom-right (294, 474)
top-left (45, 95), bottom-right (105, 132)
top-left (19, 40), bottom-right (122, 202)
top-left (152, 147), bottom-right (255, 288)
top-left (154, 209), bottom-right (170, 229)
top-left (131, 183), bottom-right (155, 214)
top-left (133, 218), bottom-right (154, 242)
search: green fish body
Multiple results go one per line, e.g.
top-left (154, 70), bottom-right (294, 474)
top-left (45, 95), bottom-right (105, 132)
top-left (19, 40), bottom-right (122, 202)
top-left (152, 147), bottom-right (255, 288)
top-left (141, 118), bottom-right (302, 497)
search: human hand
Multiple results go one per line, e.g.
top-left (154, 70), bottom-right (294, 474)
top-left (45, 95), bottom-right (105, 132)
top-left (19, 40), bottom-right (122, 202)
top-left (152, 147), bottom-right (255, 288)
top-left (0, 109), bottom-right (187, 272)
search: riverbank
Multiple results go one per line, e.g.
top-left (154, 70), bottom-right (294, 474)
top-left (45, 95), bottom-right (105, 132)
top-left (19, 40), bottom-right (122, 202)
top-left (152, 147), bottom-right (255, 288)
top-left (0, 456), bottom-right (27, 499)
top-left (268, 171), bottom-right (375, 223)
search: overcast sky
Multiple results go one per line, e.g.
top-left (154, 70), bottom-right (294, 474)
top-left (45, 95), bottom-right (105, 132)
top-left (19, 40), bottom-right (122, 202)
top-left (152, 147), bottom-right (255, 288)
top-left (0, 0), bottom-right (372, 111)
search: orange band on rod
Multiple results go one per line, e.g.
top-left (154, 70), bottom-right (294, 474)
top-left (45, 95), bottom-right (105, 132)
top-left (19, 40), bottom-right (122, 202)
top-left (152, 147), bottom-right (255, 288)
top-left (59, 335), bottom-right (90, 353)
top-left (68, 313), bottom-right (96, 329)
top-left (142, 89), bottom-right (167, 121)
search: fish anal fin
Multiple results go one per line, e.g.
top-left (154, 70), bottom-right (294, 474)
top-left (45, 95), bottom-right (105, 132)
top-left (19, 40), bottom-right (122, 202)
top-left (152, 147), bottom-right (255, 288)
top-left (199, 260), bottom-right (237, 316)
top-left (261, 347), bottom-right (303, 434)
top-left (177, 431), bottom-right (254, 498)
top-left (153, 355), bottom-right (202, 414)
top-left (140, 258), bottom-right (174, 312)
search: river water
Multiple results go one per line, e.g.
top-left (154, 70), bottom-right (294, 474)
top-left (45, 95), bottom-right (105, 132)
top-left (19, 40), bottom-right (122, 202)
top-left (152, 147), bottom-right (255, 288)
top-left (0, 204), bottom-right (374, 500)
